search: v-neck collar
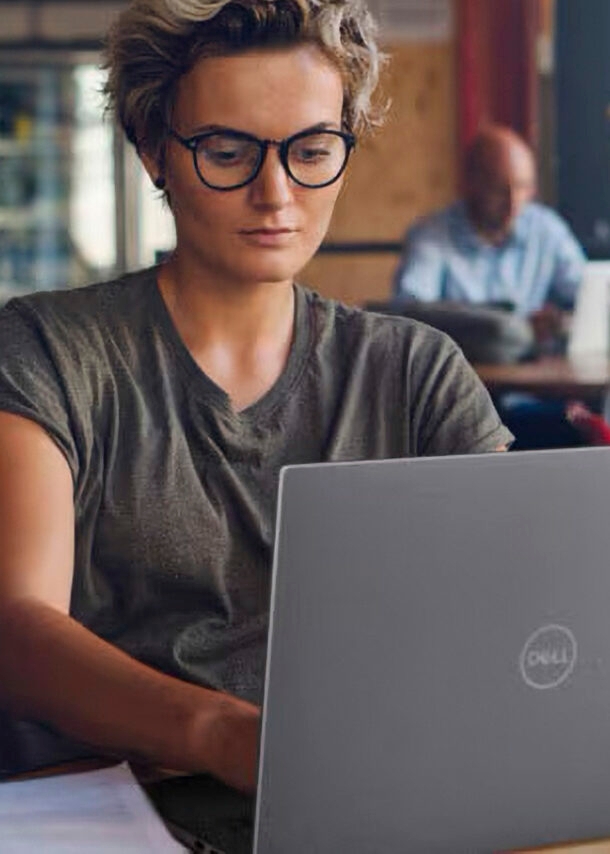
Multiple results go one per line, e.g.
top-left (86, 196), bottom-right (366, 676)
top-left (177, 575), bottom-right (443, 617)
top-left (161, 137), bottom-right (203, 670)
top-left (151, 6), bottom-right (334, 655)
top-left (148, 268), bottom-right (312, 423)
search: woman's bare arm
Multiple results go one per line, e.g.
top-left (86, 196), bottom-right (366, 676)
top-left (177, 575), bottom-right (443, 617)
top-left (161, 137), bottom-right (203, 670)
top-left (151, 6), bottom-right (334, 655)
top-left (0, 412), bottom-right (259, 792)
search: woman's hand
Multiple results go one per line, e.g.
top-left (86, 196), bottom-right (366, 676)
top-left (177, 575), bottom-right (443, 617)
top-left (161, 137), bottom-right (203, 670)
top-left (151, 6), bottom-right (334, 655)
top-left (196, 692), bottom-right (261, 794)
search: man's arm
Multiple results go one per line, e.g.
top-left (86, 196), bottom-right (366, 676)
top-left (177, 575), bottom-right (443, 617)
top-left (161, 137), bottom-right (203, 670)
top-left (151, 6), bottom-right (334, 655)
top-left (0, 412), bottom-right (259, 792)
top-left (393, 223), bottom-right (445, 301)
top-left (547, 217), bottom-right (587, 310)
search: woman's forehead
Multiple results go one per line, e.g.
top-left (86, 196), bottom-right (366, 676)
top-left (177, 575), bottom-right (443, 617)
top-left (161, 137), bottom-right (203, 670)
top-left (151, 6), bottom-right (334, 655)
top-left (173, 44), bottom-right (344, 134)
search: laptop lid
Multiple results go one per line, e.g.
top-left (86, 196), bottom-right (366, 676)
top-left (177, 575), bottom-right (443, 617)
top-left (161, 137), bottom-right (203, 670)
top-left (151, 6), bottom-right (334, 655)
top-left (254, 447), bottom-right (610, 854)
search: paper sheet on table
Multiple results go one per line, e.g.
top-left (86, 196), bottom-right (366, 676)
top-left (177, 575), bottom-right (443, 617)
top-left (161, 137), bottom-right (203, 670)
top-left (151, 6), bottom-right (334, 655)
top-left (568, 261), bottom-right (610, 356)
top-left (0, 762), bottom-right (185, 852)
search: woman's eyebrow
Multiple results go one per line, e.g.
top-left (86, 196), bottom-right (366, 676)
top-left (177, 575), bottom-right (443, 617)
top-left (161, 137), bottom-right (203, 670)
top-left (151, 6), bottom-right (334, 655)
top-left (292, 121), bottom-right (342, 133)
top-left (183, 122), bottom-right (233, 135)
top-left (185, 120), bottom-right (342, 136)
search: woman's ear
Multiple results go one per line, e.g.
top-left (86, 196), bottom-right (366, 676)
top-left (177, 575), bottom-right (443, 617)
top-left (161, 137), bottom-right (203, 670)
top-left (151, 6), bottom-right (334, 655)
top-left (139, 147), bottom-right (166, 191)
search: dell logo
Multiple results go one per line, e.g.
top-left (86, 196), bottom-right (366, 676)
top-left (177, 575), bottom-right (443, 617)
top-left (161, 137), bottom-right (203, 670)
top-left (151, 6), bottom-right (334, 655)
top-left (519, 625), bottom-right (577, 690)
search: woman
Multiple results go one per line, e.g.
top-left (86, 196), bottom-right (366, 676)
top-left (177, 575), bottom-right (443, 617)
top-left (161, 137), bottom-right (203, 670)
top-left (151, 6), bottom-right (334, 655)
top-left (0, 0), bottom-right (512, 849)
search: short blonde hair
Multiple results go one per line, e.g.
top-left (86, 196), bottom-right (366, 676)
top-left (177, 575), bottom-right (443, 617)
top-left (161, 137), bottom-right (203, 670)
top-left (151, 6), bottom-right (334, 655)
top-left (104, 0), bottom-right (384, 164)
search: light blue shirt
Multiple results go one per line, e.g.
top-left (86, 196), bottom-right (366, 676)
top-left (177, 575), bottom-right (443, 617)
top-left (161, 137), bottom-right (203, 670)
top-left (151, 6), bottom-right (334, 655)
top-left (393, 201), bottom-right (586, 316)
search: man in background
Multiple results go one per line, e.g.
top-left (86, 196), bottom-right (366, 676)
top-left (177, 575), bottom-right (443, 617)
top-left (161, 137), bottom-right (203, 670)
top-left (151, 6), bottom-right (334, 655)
top-left (393, 124), bottom-right (586, 347)
top-left (393, 124), bottom-right (587, 449)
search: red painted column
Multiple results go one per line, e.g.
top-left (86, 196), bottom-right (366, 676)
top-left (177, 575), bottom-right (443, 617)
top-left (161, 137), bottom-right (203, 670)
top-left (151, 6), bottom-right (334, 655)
top-left (457, 0), bottom-right (540, 166)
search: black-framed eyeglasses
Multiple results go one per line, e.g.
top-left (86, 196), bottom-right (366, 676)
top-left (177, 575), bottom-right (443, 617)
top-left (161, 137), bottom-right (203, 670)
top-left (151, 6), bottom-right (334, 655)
top-left (168, 127), bottom-right (356, 191)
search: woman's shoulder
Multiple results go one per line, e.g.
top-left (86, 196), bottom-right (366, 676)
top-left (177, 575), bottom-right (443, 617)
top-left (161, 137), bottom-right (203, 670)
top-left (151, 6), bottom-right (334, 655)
top-left (299, 283), bottom-right (459, 361)
top-left (2, 267), bottom-right (158, 333)
top-left (0, 268), bottom-right (162, 376)
top-left (0, 267), bottom-right (167, 471)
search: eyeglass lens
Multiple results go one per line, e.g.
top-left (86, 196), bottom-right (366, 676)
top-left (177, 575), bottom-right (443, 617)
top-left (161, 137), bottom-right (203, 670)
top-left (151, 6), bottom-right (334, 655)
top-left (194, 132), bottom-right (350, 189)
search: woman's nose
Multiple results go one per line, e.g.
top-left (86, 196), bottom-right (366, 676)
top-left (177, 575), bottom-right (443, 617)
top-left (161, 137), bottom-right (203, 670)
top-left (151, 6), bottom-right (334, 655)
top-left (248, 148), bottom-right (293, 208)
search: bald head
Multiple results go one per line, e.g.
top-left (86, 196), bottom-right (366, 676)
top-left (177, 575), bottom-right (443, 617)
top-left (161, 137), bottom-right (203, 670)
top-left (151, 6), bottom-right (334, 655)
top-left (464, 125), bottom-right (537, 242)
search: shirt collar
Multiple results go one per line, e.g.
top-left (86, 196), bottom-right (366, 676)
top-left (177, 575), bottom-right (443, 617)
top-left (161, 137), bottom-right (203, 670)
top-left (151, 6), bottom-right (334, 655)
top-left (451, 200), bottom-right (530, 250)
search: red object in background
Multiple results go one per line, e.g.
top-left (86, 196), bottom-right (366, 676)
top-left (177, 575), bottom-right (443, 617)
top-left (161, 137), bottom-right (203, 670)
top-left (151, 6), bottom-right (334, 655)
top-left (456, 0), bottom-right (540, 171)
top-left (566, 402), bottom-right (610, 446)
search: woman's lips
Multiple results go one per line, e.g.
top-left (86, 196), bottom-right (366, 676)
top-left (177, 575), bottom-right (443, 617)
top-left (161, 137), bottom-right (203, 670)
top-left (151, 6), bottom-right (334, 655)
top-left (239, 228), bottom-right (298, 247)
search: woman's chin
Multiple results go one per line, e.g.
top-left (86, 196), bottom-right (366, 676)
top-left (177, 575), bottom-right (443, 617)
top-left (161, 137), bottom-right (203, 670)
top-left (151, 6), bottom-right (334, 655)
top-left (230, 256), bottom-right (310, 286)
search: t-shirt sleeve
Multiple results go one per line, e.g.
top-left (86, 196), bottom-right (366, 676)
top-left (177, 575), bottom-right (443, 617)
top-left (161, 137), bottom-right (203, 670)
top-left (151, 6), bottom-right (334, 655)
top-left (408, 328), bottom-right (514, 456)
top-left (0, 300), bottom-right (80, 480)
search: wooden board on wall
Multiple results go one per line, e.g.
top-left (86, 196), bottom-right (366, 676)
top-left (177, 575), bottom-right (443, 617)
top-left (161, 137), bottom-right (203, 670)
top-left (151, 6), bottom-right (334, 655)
top-left (540, 0), bottom-right (555, 39)
top-left (302, 39), bottom-right (458, 305)
top-left (299, 254), bottom-right (400, 307)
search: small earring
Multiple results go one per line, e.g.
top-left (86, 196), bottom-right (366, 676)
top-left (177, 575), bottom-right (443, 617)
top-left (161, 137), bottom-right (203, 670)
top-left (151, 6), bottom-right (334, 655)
top-left (154, 176), bottom-right (166, 190)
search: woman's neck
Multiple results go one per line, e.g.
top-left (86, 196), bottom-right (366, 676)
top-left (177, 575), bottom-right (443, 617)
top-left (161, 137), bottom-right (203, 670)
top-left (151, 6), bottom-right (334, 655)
top-left (157, 256), bottom-right (297, 411)
top-left (158, 255), bottom-right (295, 353)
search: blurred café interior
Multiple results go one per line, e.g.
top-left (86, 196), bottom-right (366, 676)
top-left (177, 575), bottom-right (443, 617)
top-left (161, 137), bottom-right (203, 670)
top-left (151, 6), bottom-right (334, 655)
top-left (1, 0), bottom-right (610, 448)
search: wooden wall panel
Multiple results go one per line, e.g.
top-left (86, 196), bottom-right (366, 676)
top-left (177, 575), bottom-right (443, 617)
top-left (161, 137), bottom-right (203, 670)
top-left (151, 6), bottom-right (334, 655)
top-left (540, 0), bottom-right (555, 38)
top-left (299, 254), bottom-right (400, 307)
top-left (301, 39), bottom-right (458, 305)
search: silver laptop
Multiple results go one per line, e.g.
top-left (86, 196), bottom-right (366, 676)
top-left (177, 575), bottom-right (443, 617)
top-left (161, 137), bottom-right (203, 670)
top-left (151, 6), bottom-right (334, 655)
top-left (253, 447), bottom-right (610, 853)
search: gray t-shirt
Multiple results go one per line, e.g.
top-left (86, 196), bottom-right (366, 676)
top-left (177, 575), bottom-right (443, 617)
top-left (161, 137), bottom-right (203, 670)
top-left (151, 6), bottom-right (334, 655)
top-left (0, 266), bottom-right (511, 758)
